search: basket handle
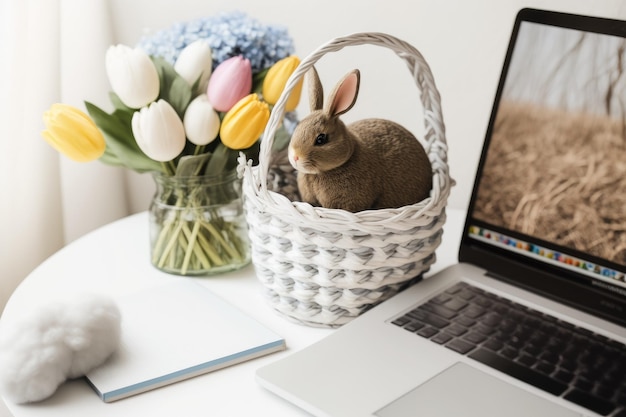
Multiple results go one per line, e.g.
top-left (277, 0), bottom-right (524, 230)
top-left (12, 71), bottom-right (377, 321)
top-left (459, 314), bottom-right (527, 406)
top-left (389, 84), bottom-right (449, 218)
top-left (256, 32), bottom-right (447, 194)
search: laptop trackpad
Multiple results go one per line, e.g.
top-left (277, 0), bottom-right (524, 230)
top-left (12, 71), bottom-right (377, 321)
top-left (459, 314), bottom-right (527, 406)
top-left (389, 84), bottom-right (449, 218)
top-left (375, 362), bottom-right (580, 417)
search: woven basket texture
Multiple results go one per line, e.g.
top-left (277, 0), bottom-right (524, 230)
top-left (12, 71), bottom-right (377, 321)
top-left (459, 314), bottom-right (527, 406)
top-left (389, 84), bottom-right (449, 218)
top-left (239, 32), bottom-right (452, 327)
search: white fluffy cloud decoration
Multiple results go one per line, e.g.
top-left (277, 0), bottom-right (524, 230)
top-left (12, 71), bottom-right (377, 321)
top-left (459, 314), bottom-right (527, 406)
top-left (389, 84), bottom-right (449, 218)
top-left (0, 294), bottom-right (122, 404)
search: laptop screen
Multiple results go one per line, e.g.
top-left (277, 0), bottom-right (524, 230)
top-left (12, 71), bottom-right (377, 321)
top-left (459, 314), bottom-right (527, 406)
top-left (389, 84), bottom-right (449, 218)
top-left (461, 9), bottom-right (626, 323)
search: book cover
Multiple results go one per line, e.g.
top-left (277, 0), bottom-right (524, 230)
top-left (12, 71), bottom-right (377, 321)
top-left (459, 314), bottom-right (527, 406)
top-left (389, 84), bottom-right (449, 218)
top-left (85, 280), bottom-right (285, 402)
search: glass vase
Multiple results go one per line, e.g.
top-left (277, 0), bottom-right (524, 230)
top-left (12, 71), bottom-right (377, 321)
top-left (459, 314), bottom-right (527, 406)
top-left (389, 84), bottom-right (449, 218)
top-left (148, 170), bottom-right (251, 276)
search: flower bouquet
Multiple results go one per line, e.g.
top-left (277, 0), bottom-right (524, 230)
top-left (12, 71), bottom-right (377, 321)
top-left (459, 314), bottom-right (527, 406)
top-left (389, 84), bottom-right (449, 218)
top-left (41, 12), bottom-right (303, 276)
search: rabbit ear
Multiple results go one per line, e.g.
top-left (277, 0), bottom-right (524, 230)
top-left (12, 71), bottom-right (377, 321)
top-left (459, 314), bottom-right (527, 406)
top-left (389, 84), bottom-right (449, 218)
top-left (326, 69), bottom-right (360, 118)
top-left (307, 67), bottom-right (324, 111)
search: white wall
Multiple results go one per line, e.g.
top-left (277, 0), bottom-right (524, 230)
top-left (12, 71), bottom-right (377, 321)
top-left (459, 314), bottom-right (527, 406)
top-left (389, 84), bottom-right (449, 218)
top-left (107, 0), bottom-right (626, 212)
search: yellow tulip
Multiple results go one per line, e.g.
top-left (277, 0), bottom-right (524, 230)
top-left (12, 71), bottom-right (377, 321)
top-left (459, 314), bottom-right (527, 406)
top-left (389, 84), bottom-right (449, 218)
top-left (262, 56), bottom-right (303, 112)
top-left (42, 104), bottom-right (106, 162)
top-left (220, 94), bottom-right (269, 150)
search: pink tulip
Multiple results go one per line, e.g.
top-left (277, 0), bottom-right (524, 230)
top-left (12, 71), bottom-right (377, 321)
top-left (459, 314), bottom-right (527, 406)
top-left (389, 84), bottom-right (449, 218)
top-left (206, 56), bottom-right (252, 112)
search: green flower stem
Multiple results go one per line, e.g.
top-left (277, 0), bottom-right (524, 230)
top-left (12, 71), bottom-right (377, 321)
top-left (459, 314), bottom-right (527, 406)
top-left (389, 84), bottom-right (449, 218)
top-left (201, 220), bottom-right (243, 262)
top-left (193, 144), bottom-right (206, 156)
top-left (194, 225), bottom-right (225, 266)
top-left (154, 208), bottom-right (243, 273)
top-left (157, 219), bottom-right (185, 268)
top-left (181, 220), bottom-right (201, 275)
top-left (180, 221), bottom-right (212, 272)
top-left (161, 161), bottom-right (176, 176)
top-left (174, 232), bottom-right (189, 269)
top-left (154, 192), bottom-right (185, 267)
top-left (151, 217), bottom-right (174, 264)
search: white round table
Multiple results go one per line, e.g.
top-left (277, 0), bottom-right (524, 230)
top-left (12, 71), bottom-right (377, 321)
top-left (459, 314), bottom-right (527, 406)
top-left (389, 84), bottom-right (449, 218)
top-left (1, 209), bottom-right (464, 416)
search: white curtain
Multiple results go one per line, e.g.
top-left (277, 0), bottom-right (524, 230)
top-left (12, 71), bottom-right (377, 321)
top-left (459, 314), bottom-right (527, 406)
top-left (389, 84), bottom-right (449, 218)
top-left (0, 0), bottom-right (131, 312)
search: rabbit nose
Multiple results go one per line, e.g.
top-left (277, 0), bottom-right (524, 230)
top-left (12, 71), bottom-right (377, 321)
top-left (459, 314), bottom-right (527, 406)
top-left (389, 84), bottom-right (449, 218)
top-left (293, 155), bottom-right (299, 162)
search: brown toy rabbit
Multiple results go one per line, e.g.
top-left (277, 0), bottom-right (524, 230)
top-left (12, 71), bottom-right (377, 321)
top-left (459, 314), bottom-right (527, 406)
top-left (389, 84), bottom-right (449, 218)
top-left (288, 68), bottom-right (432, 212)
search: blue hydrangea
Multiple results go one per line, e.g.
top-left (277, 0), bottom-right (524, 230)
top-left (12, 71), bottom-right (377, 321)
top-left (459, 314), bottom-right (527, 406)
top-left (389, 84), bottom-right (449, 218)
top-left (137, 11), bottom-right (295, 73)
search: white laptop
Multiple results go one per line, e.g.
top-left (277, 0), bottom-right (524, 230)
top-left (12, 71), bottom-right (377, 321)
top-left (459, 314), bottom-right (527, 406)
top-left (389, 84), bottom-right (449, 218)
top-left (256, 8), bottom-right (626, 417)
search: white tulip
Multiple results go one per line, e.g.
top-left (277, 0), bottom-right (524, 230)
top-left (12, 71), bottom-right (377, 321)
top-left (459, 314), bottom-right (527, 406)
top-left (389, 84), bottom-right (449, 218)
top-left (131, 100), bottom-right (186, 162)
top-left (174, 40), bottom-right (213, 91)
top-left (106, 44), bottom-right (160, 109)
top-left (183, 94), bottom-right (220, 146)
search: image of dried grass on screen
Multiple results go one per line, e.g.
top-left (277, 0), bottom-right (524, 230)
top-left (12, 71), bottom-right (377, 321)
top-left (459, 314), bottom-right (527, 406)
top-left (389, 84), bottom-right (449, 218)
top-left (473, 100), bottom-right (626, 265)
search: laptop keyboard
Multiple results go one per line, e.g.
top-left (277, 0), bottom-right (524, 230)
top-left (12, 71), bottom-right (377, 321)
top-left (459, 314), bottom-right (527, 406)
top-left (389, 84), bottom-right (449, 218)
top-left (391, 282), bottom-right (626, 416)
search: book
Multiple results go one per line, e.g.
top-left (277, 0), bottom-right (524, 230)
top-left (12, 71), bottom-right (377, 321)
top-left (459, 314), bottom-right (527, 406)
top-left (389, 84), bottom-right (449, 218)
top-left (85, 280), bottom-right (285, 402)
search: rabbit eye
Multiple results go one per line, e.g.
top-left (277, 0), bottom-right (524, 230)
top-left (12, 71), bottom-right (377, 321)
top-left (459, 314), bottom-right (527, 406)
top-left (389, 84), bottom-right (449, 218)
top-left (314, 133), bottom-right (328, 146)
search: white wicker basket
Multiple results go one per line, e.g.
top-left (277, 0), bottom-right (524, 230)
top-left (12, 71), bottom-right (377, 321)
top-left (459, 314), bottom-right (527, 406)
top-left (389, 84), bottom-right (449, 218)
top-left (239, 32), bottom-right (452, 327)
